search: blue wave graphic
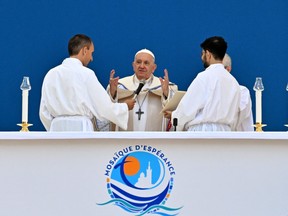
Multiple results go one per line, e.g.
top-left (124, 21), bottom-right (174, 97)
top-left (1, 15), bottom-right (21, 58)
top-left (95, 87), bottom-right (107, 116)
top-left (148, 213), bottom-right (179, 216)
top-left (111, 181), bottom-right (169, 210)
top-left (97, 198), bottom-right (143, 213)
top-left (111, 183), bottom-right (163, 201)
top-left (136, 204), bottom-right (182, 216)
top-left (97, 198), bottom-right (182, 215)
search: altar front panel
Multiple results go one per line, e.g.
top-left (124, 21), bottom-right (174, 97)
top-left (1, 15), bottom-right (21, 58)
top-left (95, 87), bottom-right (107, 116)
top-left (0, 132), bottom-right (288, 216)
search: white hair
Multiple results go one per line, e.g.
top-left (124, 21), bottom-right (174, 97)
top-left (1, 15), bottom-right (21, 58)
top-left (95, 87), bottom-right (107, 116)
top-left (223, 53), bottom-right (232, 68)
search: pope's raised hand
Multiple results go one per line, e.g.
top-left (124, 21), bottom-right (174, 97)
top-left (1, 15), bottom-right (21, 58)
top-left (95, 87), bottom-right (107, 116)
top-left (109, 69), bottom-right (119, 99)
top-left (159, 69), bottom-right (170, 98)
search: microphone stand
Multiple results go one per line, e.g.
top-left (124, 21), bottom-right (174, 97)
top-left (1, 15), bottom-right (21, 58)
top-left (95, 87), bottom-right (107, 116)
top-left (173, 118), bottom-right (178, 131)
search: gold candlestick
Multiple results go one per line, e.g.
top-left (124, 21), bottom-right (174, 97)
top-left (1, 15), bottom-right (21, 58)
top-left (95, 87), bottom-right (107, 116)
top-left (254, 122), bottom-right (266, 132)
top-left (253, 77), bottom-right (266, 132)
top-left (18, 77), bottom-right (32, 132)
top-left (17, 122), bottom-right (33, 132)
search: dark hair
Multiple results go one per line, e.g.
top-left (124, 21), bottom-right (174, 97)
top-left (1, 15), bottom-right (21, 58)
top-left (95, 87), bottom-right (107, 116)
top-left (200, 36), bottom-right (227, 60)
top-left (68, 34), bottom-right (92, 56)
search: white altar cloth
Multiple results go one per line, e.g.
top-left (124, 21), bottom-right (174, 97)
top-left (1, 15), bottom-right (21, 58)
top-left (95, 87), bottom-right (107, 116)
top-left (0, 132), bottom-right (288, 216)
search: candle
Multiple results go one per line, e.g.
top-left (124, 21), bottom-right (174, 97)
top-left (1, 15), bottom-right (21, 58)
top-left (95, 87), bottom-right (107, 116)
top-left (255, 91), bottom-right (262, 123)
top-left (20, 76), bottom-right (31, 123)
top-left (22, 90), bottom-right (29, 122)
top-left (253, 77), bottom-right (264, 124)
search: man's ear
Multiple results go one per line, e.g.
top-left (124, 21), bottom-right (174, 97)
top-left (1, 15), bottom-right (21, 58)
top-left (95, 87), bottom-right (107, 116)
top-left (83, 46), bottom-right (88, 55)
top-left (79, 47), bottom-right (85, 56)
top-left (206, 50), bottom-right (212, 59)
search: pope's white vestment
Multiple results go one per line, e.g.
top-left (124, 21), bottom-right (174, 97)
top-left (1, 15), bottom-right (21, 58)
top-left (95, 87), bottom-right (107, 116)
top-left (108, 75), bottom-right (178, 131)
top-left (39, 58), bottom-right (129, 131)
top-left (172, 64), bottom-right (241, 131)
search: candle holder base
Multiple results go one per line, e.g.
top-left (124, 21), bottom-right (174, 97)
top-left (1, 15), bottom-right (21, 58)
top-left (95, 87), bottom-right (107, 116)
top-left (254, 123), bottom-right (266, 132)
top-left (17, 122), bottom-right (33, 132)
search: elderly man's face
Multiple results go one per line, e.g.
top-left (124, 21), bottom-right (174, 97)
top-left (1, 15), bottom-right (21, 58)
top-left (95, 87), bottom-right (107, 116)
top-left (132, 53), bottom-right (157, 80)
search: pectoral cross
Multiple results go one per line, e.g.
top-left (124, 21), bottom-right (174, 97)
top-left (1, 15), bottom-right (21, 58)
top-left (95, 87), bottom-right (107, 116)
top-left (136, 108), bottom-right (144, 120)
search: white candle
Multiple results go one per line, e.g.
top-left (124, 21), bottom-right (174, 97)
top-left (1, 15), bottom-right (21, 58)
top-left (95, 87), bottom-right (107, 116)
top-left (255, 90), bottom-right (262, 123)
top-left (22, 90), bottom-right (29, 123)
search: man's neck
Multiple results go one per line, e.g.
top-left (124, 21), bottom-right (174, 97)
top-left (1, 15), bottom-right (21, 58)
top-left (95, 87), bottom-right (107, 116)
top-left (70, 55), bottom-right (84, 65)
top-left (210, 59), bottom-right (223, 65)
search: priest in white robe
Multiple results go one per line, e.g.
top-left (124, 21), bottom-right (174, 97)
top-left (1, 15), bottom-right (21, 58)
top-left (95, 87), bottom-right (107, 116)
top-left (165, 36), bottom-right (241, 131)
top-left (108, 49), bottom-right (178, 131)
top-left (39, 34), bottom-right (135, 132)
top-left (223, 53), bottom-right (254, 131)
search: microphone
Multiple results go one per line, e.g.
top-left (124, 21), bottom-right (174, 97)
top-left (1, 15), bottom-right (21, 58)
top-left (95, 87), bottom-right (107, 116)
top-left (173, 118), bottom-right (178, 131)
top-left (133, 80), bottom-right (145, 99)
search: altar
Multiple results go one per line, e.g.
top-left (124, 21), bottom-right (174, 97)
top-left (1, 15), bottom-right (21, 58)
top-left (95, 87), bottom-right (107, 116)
top-left (0, 132), bottom-right (288, 216)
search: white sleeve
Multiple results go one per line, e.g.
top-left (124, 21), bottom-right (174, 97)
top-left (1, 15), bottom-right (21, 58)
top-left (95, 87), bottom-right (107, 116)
top-left (172, 75), bottom-right (206, 131)
top-left (85, 72), bottom-right (129, 130)
top-left (236, 86), bottom-right (254, 131)
top-left (39, 93), bottom-right (53, 131)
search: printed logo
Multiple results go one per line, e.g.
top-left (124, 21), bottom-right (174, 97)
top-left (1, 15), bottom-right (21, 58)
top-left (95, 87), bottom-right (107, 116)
top-left (97, 145), bottom-right (182, 215)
